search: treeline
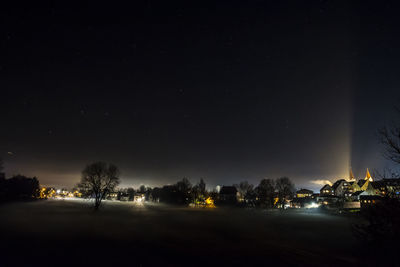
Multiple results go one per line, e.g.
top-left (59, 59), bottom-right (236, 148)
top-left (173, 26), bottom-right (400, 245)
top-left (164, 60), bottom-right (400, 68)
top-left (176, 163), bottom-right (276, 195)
top-left (117, 177), bottom-right (295, 208)
top-left (0, 159), bottom-right (295, 209)
top-left (0, 175), bottom-right (40, 203)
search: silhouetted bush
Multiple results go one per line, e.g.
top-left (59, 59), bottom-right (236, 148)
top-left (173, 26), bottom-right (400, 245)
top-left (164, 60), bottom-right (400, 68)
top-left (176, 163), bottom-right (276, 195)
top-left (0, 175), bottom-right (40, 202)
top-left (353, 198), bottom-right (400, 248)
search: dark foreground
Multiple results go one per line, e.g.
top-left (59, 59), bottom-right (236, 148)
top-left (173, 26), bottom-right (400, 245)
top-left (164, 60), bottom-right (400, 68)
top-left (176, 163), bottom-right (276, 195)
top-left (0, 200), bottom-right (366, 266)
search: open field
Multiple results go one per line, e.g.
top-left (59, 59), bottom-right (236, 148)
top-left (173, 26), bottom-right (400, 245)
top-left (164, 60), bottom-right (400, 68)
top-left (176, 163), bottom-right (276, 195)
top-left (0, 199), bottom-right (365, 266)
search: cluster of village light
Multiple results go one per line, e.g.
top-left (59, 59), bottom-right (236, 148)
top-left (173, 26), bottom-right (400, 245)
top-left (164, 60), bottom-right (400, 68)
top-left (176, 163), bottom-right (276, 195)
top-left (38, 186), bottom-right (217, 208)
top-left (38, 187), bottom-right (82, 199)
top-left (292, 168), bottom-right (400, 210)
top-left (38, 168), bottom-right (400, 211)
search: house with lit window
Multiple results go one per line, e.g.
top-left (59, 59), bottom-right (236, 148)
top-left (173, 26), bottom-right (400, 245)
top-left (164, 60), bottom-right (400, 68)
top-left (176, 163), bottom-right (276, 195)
top-left (320, 184), bottom-right (334, 196)
top-left (317, 169), bottom-right (400, 210)
top-left (296, 189), bottom-right (313, 198)
top-left (360, 195), bottom-right (383, 209)
top-left (107, 192), bottom-right (118, 201)
top-left (332, 179), bottom-right (353, 197)
top-left (377, 178), bottom-right (400, 197)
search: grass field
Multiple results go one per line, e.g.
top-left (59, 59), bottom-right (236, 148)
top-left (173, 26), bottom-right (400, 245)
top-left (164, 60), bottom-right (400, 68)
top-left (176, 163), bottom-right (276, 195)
top-left (0, 199), bottom-right (365, 266)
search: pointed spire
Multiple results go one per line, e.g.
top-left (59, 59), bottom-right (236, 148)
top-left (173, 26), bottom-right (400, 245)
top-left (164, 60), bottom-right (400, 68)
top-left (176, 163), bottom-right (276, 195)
top-left (349, 168), bottom-right (355, 180)
top-left (365, 168), bottom-right (373, 182)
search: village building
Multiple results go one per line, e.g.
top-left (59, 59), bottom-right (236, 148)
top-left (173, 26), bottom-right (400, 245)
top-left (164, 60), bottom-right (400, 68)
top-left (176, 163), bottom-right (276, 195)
top-left (331, 179), bottom-right (353, 197)
top-left (360, 195), bottom-right (383, 209)
top-left (350, 190), bottom-right (363, 201)
top-left (357, 168), bottom-right (374, 191)
top-left (296, 189), bottom-right (313, 198)
top-left (318, 168), bottom-right (400, 210)
top-left (349, 181), bottom-right (361, 192)
top-left (320, 184), bottom-right (334, 196)
top-left (360, 181), bottom-right (382, 196)
top-left (311, 193), bottom-right (319, 199)
top-left (290, 189), bottom-right (315, 208)
top-left (107, 192), bottom-right (119, 201)
top-left (316, 195), bottom-right (341, 207)
top-left (379, 178), bottom-right (400, 197)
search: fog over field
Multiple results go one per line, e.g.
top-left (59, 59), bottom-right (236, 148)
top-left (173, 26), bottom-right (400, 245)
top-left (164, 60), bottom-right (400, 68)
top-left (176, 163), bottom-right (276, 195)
top-left (1, 200), bottom-right (363, 266)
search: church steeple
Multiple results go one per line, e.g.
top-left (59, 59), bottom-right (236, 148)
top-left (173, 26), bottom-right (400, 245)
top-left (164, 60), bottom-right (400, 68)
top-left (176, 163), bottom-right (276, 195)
top-left (349, 168), bottom-right (355, 181)
top-left (365, 168), bottom-right (373, 182)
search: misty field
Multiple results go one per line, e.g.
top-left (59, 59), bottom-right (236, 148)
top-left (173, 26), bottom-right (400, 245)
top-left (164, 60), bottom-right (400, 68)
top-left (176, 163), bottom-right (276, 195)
top-left (0, 200), bottom-right (364, 266)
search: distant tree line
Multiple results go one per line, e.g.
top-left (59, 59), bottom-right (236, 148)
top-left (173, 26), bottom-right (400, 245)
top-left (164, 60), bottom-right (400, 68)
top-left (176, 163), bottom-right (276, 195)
top-left (0, 157), bottom-right (41, 202)
top-left (234, 177), bottom-right (295, 208)
top-left (0, 174), bottom-right (40, 202)
top-left (114, 176), bottom-right (296, 208)
top-left (148, 177), bottom-right (208, 205)
top-left (0, 159), bottom-right (296, 210)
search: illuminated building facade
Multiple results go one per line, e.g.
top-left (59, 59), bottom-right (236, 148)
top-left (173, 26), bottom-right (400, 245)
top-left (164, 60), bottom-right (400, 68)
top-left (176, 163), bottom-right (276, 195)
top-left (331, 179), bottom-right (353, 197)
top-left (320, 184), bottom-right (334, 196)
top-left (318, 169), bottom-right (400, 210)
top-left (296, 189), bottom-right (313, 198)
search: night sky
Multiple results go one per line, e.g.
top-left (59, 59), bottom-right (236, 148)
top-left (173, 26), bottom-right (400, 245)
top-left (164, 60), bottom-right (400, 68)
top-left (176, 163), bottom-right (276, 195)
top-left (2, 1), bottom-right (400, 191)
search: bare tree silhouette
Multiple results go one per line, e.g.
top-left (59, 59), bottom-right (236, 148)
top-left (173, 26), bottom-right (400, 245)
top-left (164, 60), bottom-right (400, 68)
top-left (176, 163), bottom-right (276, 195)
top-left (379, 104), bottom-right (400, 165)
top-left (78, 162), bottom-right (120, 210)
top-left (275, 177), bottom-right (295, 208)
top-left (234, 181), bottom-right (254, 202)
top-left (255, 179), bottom-right (275, 208)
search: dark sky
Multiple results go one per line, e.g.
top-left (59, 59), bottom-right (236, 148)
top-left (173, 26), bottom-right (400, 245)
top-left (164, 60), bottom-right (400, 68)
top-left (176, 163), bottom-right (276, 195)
top-left (2, 1), bottom-right (400, 191)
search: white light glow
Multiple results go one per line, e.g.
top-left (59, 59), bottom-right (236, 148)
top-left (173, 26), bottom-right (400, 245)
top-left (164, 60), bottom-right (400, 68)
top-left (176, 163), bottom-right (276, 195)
top-left (305, 202), bottom-right (320, 209)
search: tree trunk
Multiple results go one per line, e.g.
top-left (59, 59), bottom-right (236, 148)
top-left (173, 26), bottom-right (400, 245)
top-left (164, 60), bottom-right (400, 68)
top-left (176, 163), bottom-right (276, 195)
top-left (94, 195), bottom-right (101, 210)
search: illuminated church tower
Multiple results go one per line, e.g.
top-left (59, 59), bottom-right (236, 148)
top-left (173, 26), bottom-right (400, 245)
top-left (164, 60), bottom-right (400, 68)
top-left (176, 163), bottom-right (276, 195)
top-left (360, 168), bottom-right (373, 191)
top-left (365, 168), bottom-right (373, 182)
top-left (349, 168), bottom-right (361, 192)
top-left (349, 168), bottom-right (356, 181)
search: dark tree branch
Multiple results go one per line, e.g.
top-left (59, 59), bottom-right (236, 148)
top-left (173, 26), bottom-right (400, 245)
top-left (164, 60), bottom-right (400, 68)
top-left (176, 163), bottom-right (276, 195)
top-left (379, 108), bottom-right (400, 164)
top-left (78, 162), bottom-right (120, 210)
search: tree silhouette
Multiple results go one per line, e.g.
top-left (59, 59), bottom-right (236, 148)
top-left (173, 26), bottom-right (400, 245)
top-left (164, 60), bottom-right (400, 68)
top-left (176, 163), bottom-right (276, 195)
top-left (191, 178), bottom-right (207, 204)
top-left (255, 179), bottom-right (275, 208)
top-left (138, 185), bottom-right (146, 194)
top-left (275, 177), bottom-right (295, 208)
top-left (198, 178), bottom-right (206, 196)
top-left (176, 178), bottom-right (192, 204)
top-left (176, 177), bottom-right (191, 193)
top-left (234, 181), bottom-right (254, 202)
top-left (127, 187), bottom-right (135, 201)
top-left (0, 175), bottom-right (40, 201)
top-left (379, 104), bottom-right (400, 165)
top-left (78, 162), bottom-right (120, 210)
